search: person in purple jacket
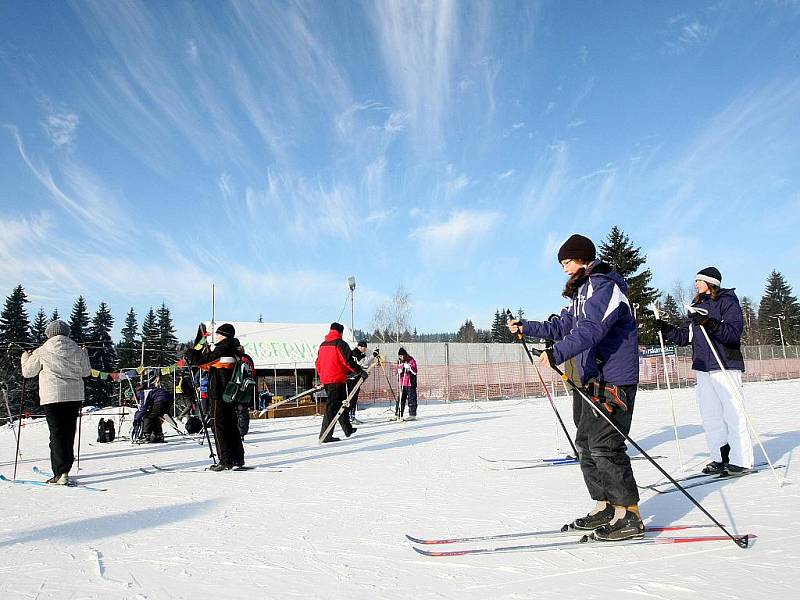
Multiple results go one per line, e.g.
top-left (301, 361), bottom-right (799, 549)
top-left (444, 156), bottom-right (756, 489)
top-left (508, 234), bottom-right (643, 542)
top-left (656, 267), bottom-right (754, 475)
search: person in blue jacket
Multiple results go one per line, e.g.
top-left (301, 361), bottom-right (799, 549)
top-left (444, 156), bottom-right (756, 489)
top-left (656, 267), bottom-right (754, 475)
top-left (508, 234), bottom-right (643, 542)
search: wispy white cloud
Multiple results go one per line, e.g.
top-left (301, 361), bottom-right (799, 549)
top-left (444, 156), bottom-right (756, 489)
top-left (42, 109), bottom-right (79, 148)
top-left (498, 169), bottom-right (516, 180)
top-left (511, 122), bottom-right (525, 129)
top-left (370, 0), bottom-right (459, 149)
top-left (662, 14), bottom-right (713, 55)
top-left (5, 125), bottom-right (124, 243)
top-left (521, 140), bottom-right (569, 221)
top-left (409, 209), bottom-right (500, 259)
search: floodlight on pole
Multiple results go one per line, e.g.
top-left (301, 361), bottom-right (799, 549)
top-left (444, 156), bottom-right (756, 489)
top-left (348, 276), bottom-right (356, 342)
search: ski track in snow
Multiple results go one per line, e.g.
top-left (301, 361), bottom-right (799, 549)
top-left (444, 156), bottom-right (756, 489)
top-left (1, 380), bottom-right (799, 599)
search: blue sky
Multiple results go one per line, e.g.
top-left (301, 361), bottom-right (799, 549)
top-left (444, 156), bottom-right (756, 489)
top-left (1, 0), bottom-right (799, 340)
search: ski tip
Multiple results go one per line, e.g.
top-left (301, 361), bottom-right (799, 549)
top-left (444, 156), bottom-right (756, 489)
top-left (405, 534), bottom-right (427, 544)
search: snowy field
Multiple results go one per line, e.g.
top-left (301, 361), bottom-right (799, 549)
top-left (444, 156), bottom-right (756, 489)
top-left (1, 379), bottom-right (798, 600)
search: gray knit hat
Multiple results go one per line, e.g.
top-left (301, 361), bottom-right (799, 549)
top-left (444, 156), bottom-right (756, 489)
top-left (45, 320), bottom-right (71, 339)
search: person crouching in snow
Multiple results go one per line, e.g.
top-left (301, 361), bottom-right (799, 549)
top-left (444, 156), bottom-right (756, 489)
top-left (397, 348), bottom-right (418, 421)
top-left (20, 320), bottom-right (91, 485)
top-left (316, 322), bottom-right (365, 442)
top-left (186, 323), bottom-right (245, 470)
top-left (133, 372), bottom-right (174, 443)
top-left (655, 267), bottom-right (754, 476)
top-left (507, 234), bottom-right (643, 542)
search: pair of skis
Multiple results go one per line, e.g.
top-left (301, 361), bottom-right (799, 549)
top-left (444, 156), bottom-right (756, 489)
top-left (640, 461), bottom-right (785, 494)
top-left (0, 466), bottom-right (107, 492)
top-left (406, 523), bottom-right (755, 556)
top-left (481, 454), bottom-right (665, 471)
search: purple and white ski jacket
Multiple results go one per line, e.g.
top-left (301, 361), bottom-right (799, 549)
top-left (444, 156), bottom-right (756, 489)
top-left (662, 288), bottom-right (745, 372)
top-left (521, 261), bottom-right (639, 386)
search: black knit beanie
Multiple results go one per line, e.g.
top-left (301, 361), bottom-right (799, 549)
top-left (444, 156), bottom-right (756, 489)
top-left (557, 234), bottom-right (596, 264)
top-left (330, 322), bottom-right (344, 333)
top-left (696, 267), bottom-right (722, 287)
top-left (216, 323), bottom-right (236, 338)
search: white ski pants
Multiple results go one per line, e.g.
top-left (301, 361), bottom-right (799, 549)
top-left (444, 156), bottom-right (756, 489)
top-left (695, 370), bottom-right (754, 468)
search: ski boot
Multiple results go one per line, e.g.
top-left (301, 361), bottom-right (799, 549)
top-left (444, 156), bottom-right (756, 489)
top-left (724, 464), bottom-right (753, 477)
top-left (593, 509), bottom-right (645, 542)
top-left (701, 461), bottom-right (725, 475)
top-left (571, 503), bottom-right (615, 530)
top-left (46, 473), bottom-right (70, 485)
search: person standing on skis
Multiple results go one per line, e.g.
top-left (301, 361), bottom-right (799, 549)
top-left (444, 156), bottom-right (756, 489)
top-left (507, 234), bottom-right (643, 542)
top-left (316, 323), bottom-right (364, 442)
top-left (20, 320), bottom-right (91, 485)
top-left (186, 323), bottom-right (245, 470)
top-left (655, 267), bottom-right (754, 476)
top-left (397, 348), bottom-right (418, 421)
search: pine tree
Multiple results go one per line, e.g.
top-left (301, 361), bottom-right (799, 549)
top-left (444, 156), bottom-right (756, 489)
top-left (0, 285), bottom-right (32, 408)
top-left (141, 308), bottom-right (158, 367)
top-left (598, 226), bottom-right (660, 344)
top-left (50, 308), bottom-right (60, 321)
top-left (86, 302), bottom-right (117, 406)
top-left (455, 319), bottom-right (479, 342)
top-left (156, 302), bottom-right (178, 367)
top-left (31, 307), bottom-right (49, 346)
top-left (69, 296), bottom-right (90, 344)
top-left (740, 296), bottom-right (759, 345)
top-left (660, 294), bottom-right (682, 325)
top-left (758, 271), bottom-right (800, 345)
top-left (117, 308), bottom-right (140, 368)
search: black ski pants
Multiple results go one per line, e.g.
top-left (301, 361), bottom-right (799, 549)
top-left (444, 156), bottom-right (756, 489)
top-left (143, 400), bottom-right (173, 437)
top-left (43, 401), bottom-right (81, 476)
top-left (320, 383), bottom-right (354, 440)
top-left (346, 380), bottom-right (361, 420)
top-left (574, 385), bottom-right (639, 507)
top-left (400, 386), bottom-right (417, 417)
top-left (212, 397), bottom-right (245, 466)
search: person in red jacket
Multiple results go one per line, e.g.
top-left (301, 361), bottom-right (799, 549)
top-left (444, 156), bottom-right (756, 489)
top-left (315, 322), bottom-right (365, 442)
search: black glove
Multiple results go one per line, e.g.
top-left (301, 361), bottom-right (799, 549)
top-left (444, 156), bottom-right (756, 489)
top-left (690, 312), bottom-right (720, 333)
top-left (360, 370), bottom-right (369, 381)
top-left (653, 319), bottom-right (673, 335)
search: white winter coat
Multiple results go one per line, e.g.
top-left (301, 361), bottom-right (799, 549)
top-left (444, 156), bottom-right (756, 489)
top-left (21, 335), bottom-right (92, 405)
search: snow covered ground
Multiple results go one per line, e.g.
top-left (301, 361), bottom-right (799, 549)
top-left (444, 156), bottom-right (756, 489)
top-left (1, 379), bottom-right (798, 600)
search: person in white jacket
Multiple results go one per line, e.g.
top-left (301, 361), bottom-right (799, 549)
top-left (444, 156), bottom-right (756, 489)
top-left (21, 320), bottom-right (91, 485)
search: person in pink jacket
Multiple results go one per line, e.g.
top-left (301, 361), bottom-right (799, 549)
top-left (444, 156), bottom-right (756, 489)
top-left (397, 348), bottom-right (418, 421)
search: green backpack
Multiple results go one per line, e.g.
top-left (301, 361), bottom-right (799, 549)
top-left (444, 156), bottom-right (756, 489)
top-left (223, 358), bottom-right (257, 405)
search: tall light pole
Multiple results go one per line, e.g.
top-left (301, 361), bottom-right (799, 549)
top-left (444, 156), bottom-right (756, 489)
top-left (348, 276), bottom-right (356, 342)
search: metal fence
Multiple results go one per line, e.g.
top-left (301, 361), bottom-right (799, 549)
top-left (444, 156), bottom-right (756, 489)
top-left (354, 342), bottom-right (800, 406)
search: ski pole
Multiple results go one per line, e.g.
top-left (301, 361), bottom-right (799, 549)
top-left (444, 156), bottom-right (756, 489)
top-left (75, 400), bottom-right (84, 472)
top-left (530, 345), bottom-right (751, 549)
top-left (380, 354), bottom-right (399, 409)
top-left (506, 310), bottom-right (579, 458)
top-left (187, 368), bottom-right (217, 463)
top-left (651, 303), bottom-right (685, 472)
top-left (2, 386), bottom-right (21, 461)
top-left (12, 378), bottom-right (27, 481)
top-left (688, 307), bottom-right (785, 488)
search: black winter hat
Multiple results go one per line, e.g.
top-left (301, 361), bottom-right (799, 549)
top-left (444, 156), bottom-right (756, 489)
top-left (696, 267), bottom-right (722, 287)
top-left (398, 347), bottom-right (408, 357)
top-left (357, 340), bottom-right (368, 348)
top-left (557, 234), bottom-right (596, 264)
top-left (330, 322), bottom-right (344, 333)
top-left (216, 323), bottom-right (236, 338)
